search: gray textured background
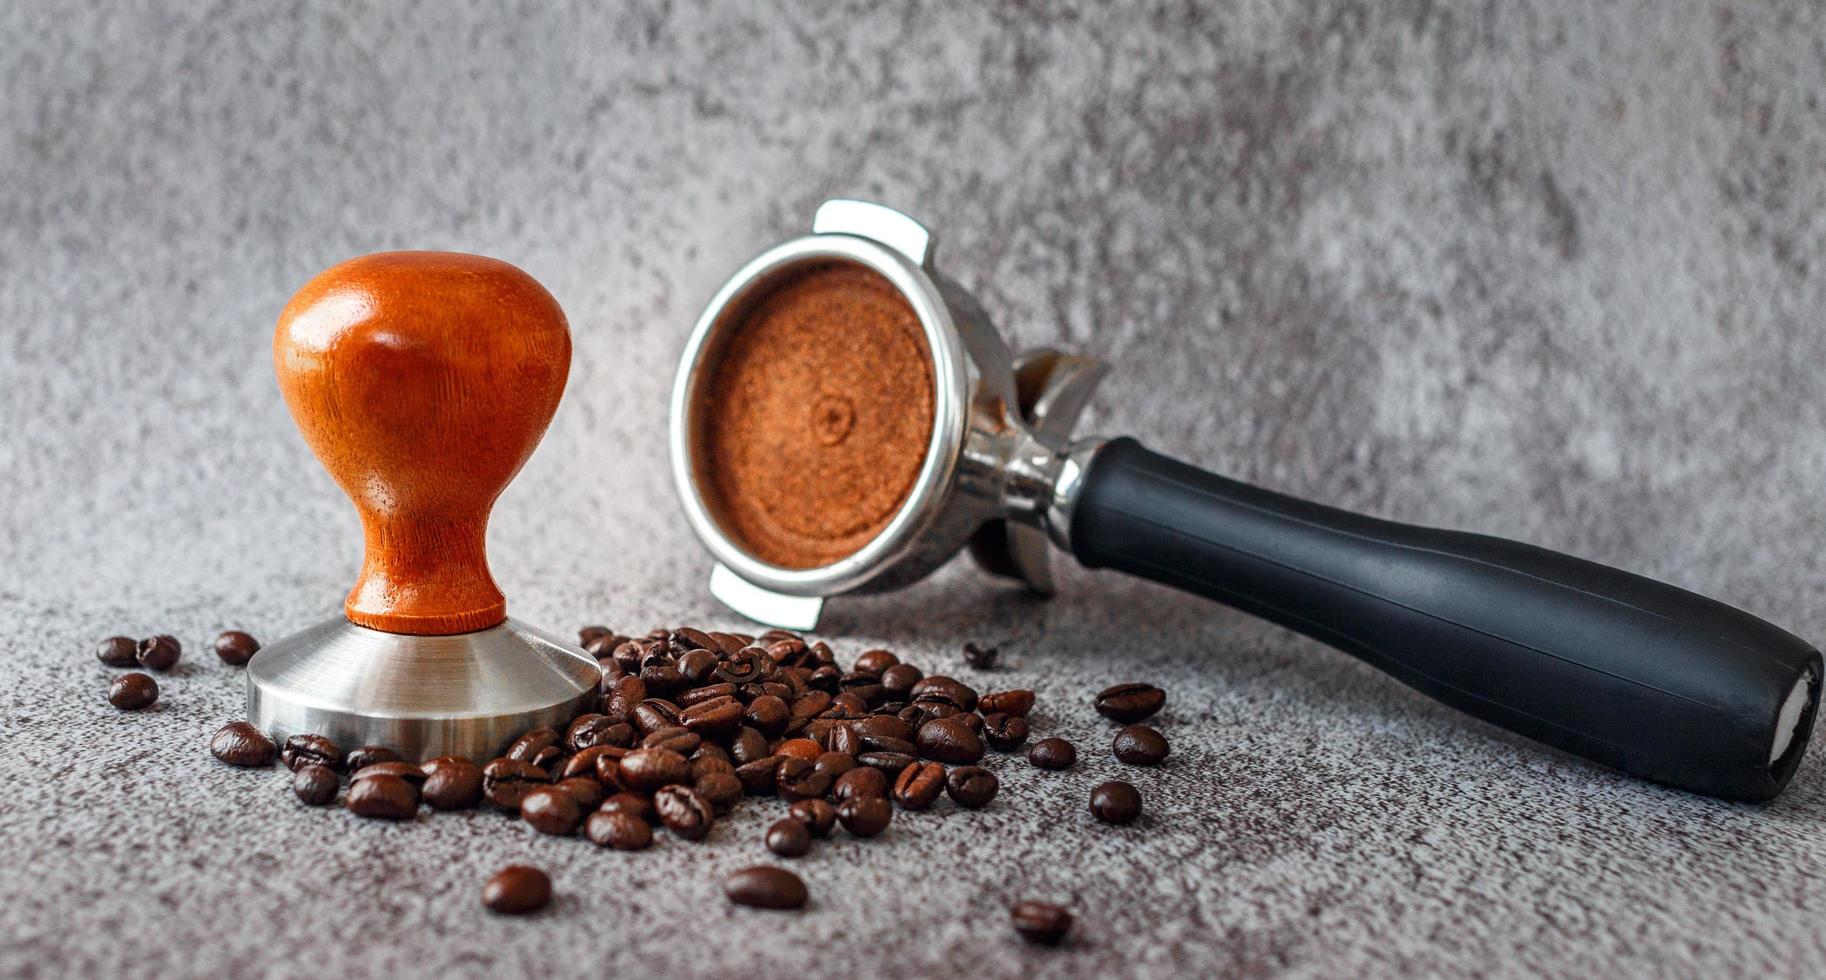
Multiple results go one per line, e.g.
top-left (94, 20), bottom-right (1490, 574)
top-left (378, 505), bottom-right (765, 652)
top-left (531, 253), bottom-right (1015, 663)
top-left (4, 2), bottom-right (1825, 977)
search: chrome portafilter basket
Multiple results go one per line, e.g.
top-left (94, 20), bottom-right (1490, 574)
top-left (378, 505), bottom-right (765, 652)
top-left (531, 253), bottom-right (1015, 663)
top-left (670, 199), bottom-right (1820, 802)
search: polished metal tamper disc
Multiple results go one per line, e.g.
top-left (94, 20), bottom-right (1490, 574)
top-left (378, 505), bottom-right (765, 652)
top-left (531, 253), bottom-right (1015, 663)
top-left (247, 251), bottom-right (598, 762)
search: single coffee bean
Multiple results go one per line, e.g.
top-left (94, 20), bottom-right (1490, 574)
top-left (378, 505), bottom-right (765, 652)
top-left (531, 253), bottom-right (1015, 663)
top-left (978, 689), bottom-right (1035, 718)
top-left (1089, 780), bottom-right (1143, 825)
top-left (631, 699), bottom-right (682, 735)
top-left (812, 751), bottom-right (857, 781)
top-left (774, 757), bottom-right (832, 803)
top-left (916, 716), bottom-right (985, 765)
top-left (505, 728), bottom-right (560, 763)
top-left (776, 737), bottom-right (823, 762)
top-left (293, 763), bottom-right (338, 806)
top-left (586, 810), bottom-right (653, 850)
top-left (347, 773), bottom-right (419, 820)
top-left (280, 734), bottom-right (344, 773)
top-left (619, 747), bottom-right (690, 792)
top-left (744, 694), bottom-right (790, 736)
top-left (892, 760), bottom-right (946, 811)
top-left (828, 722), bottom-right (863, 756)
top-left (579, 625), bottom-right (613, 648)
top-left (714, 649), bottom-right (767, 685)
top-left (765, 817), bottom-right (812, 857)
top-left (961, 641), bottom-right (998, 669)
top-left (421, 758), bottom-right (484, 810)
top-left (136, 635), bottom-right (181, 671)
top-left (786, 692), bottom-right (834, 731)
top-left (724, 866), bottom-right (808, 910)
top-left (557, 776), bottom-right (605, 811)
top-left (911, 675), bottom-right (978, 712)
top-left (212, 630), bottom-right (260, 667)
top-left (945, 766), bottom-right (999, 809)
top-left (1112, 725), bottom-right (1169, 766)
top-left (788, 798), bottom-right (837, 838)
top-left (982, 713), bottom-right (1030, 752)
top-left (344, 744), bottom-right (403, 774)
top-left (729, 726), bottom-right (770, 765)
top-left (681, 695), bottom-right (744, 738)
top-left (598, 791), bottom-right (657, 823)
top-left (350, 761), bottom-right (426, 786)
top-left (654, 784), bottom-right (715, 841)
top-left (675, 648), bottom-right (719, 684)
top-left (1028, 737), bottom-right (1076, 771)
top-left (1010, 901), bottom-right (1074, 945)
top-left (858, 733), bottom-right (917, 756)
top-left (689, 750), bottom-right (736, 781)
top-left (210, 721), bottom-right (275, 767)
top-left (807, 665), bottom-right (841, 693)
top-left (641, 726), bottom-right (701, 756)
top-left (679, 681), bottom-right (737, 708)
top-left (735, 755), bottom-right (781, 796)
top-left (830, 765), bottom-right (887, 803)
top-left (854, 714), bottom-right (915, 742)
top-left (482, 758), bottom-right (552, 813)
top-left (852, 649), bottom-right (898, 674)
top-left (695, 771), bottom-right (743, 814)
top-left (520, 785), bottom-right (582, 835)
top-left (855, 751), bottom-right (915, 778)
top-left (879, 662), bottom-right (923, 696)
top-left (108, 672), bottom-right (158, 710)
top-left (96, 636), bottom-right (139, 667)
top-left (836, 795), bottom-right (892, 838)
top-left (1094, 682), bottom-right (1165, 723)
top-left (483, 866), bottom-right (551, 915)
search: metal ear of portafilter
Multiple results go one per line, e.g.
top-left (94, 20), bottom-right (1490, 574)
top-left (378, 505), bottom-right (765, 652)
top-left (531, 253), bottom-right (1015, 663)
top-left (673, 200), bottom-right (1820, 802)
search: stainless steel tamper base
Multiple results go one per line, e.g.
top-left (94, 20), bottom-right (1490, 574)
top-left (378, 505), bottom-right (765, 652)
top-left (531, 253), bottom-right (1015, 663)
top-left (246, 617), bottom-right (599, 763)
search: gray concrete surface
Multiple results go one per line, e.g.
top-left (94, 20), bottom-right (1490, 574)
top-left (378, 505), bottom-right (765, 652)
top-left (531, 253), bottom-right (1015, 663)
top-left (3, 2), bottom-right (1825, 977)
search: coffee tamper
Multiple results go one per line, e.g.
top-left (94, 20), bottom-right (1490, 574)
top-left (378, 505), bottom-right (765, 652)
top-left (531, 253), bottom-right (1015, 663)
top-left (671, 199), bottom-right (1820, 800)
top-left (247, 251), bottom-right (598, 762)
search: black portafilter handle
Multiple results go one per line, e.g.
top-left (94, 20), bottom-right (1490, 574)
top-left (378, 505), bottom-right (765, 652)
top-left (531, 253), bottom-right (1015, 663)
top-left (1069, 438), bottom-right (1820, 801)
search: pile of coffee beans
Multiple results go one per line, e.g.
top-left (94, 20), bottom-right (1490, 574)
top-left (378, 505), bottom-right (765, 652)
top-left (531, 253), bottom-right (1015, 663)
top-left (95, 630), bottom-right (262, 711)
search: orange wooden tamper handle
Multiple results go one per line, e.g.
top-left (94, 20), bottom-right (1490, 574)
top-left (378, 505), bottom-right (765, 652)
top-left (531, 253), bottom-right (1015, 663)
top-left (274, 251), bottom-right (570, 636)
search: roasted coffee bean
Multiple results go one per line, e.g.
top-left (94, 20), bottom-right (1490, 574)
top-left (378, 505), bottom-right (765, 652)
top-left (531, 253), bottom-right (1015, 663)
top-left (852, 649), bottom-right (898, 674)
top-left (765, 818), bottom-right (812, 857)
top-left (632, 699), bottom-right (681, 735)
top-left (642, 726), bottom-right (701, 756)
top-left (831, 765), bottom-right (888, 802)
top-left (776, 738), bottom-right (823, 762)
top-left (729, 726), bottom-right (770, 765)
top-left (654, 784), bottom-right (715, 840)
top-left (859, 734), bottom-right (918, 757)
top-left (350, 761), bottom-right (425, 786)
top-left (421, 758), bottom-right (484, 810)
top-left (695, 771), bottom-right (743, 814)
top-left (1094, 682), bottom-right (1165, 723)
top-left (108, 672), bottom-right (158, 710)
top-left (961, 641), bottom-right (998, 669)
top-left (828, 722), bottom-right (863, 756)
top-left (916, 716), bottom-right (985, 765)
top-left (1112, 725), bottom-right (1169, 766)
top-left (482, 758), bottom-right (552, 812)
top-left (584, 632), bottom-right (624, 659)
top-left (1011, 901), bottom-right (1074, 945)
top-left (619, 748), bottom-right (690, 792)
top-left (562, 745), bottom-right (620, 782)
top-left (586, 810), bottom-right (653, 850)
top-left (348, 773), bottom-right (419, 820)
top-left (836, 795), bottom-right (892, 838)
top-left (839, 671), bottom-right (885, 704)
top-left (570, 716), bottom-right (634, 752)
top-left (345, 745), bottom-right (403, 774)
top-left (854, 714), bottom-right (915, 743)
top-left (879, 663), bottom-right (923, 696)
top-left (788, 798), bottom-right (837, 837)
top-left (744, 695), bottom-right (790, 736)
top-left (1028, 737), bottom-right (1077, 771)
top-left (982, 713), bottom-right (1031, 752)
top-left (911, 675), bottom-right (978, 712)
top-left (530, 747), bottom-right (565, 773)
top-left (681, 695), bottom-right (743, 738)
top-left (945, 766), bottom-right (999, 809)
top-left (689, 751), bottom-right (736, 781)
top-left (280, 734), bottom-right (343, 773)
top-left (735, 755), bottom-right (781, 796)
top-left (785, 691), bottom-right (833, 732)
top-left (674, 648), bottom-right (719, 684)
top-left (856, 751), bottom-right (915, 778)
top-left (506, 728), bottom-right (560, 763)
top-left (764, 638), bottom-right (807, 665)
top-left (1089, 780), bottom-right (1143, 825)
top-left (598, 791), bottom-right (656, 824)
top-left (667, 626), bottom-right (711, 651)
top-left (136, 635), bottom-right (181, 671)
top-left (774, 757), bottom-right (832, 803)
top-left (520, 785), bottom-right (582, 835)
top-left (813, 751), bottom-right (857, 781)
top-left (679, 682), bottom-right (737, 708)
top-left (978, 689), bottom-right (1035, 718)
top-left (807, 665), bottom-right (841, 693)
top-left (483, 866), bottom-right (550, 915)
top-left (639, 664), bottom-right (688, 698)
top-left (565, 711), bottom-right (604, 743)
top-left (715, 649), bottom-right (766, 685)
top-left (831, 692), bottom-right (870, 715)
top-left (725, 866), bottom-right (807, 910)
top-left (293, 764), bottom-right (338, 806)
top-left (211, 721), bottom-right (275, 767)
top-left (96, 636), bottom-right (139, 667)
top-left (557, 776), bottom-right (605, 811)
top-left (579, 625), bottom-right (613, 648)
top-left (212, 630), bottom-right (260, 667)
top-left (602, 675), bottom-right (646, 721)
top-left (892, 760), bottom-right (946, 811)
